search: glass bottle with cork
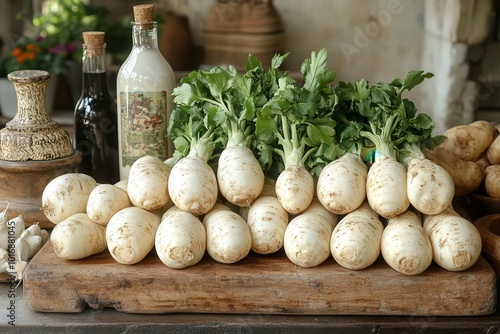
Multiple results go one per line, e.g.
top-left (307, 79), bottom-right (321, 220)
top-left (74, 31), bottom-right (119, 184)
top-left (116, 3), bottom-right (176, 180)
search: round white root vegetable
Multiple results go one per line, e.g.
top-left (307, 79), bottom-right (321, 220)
top-left (50, 213), bottom-right (106, 260)
top-left (331, 202), bottom-right (384, 270)
top-left (239, 177), bottom-right (276, 222)
top-left (86, 184), bottom-right (131, 225)
top-left (217, 145), bottom-right (265, 207)
top-left (317, 152), bottom-right (367, 215)
top-left (155, 207), bottom-right (206, 269)
top-left (41, 173), bottom-right (98, 225)
top-left (275, 165), bottom-right (314, 215)
top-left (203, 208), bottom-right (251, 264)
top-left (168, 154), bottom-right (218, 215)
top-left (106, 207), bottom-right (160, 265)
top-left (381, 210), bottom-right (433, 275)
top-left (423, 211), bottom-right (482, 271)
top-left (406, 158), bottom-right (455, 215)
top-left (127, 155), bottom-right (170, 211)
top-left (366, 155), bottom-right (410, 219)
top-left (284, 199), bottom-right (338, 268)
top-left (201, 203), bottom-right (231, 224)
top-left (114, 180), bottom-right (128, 192)
top-left (247, 196), bottom-right (289, 254)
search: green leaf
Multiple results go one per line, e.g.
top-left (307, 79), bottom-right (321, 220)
top-left (205, 68), bottom-right (232, 98)
top-left (271, 52), bottom-right (289, 70)
top-left (399, 70), bottom-right (434, 94)
top-left (172, 83), bottom-right (194, 105)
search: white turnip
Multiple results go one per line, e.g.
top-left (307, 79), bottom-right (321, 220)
top-left (330, 202), bottom-right (384, 270)
top-left (239, 177), bottom-right (276, 222)
top-left (114, 179), bottom-right (128, 192)
top-left (155, 207), bottom-right (206, 269)
top-left (366, 155), bottom-right (410, 219)
top-left (246, 195), bottom-right (289, 254)
top-left (203, 208), bottom-right (251, 264)
top-left (50, 213), bottom-right (106, 260)
top-left (399, 143), bottom-right (456, 215)
top-left (168, 154), bottom-right (218, 215)
top-left (127, 155), bottom-right (170, 211)
top-left (276, 165), bottom-right (314, 215)
top-left (284, 199), bottom-right (337, 268)
top-left (106, 207), bottom-right (160, 265)
top-left (406, 157), bottom-right (454, 215)
top-left (86, 184), bottom-right (131, 225)
top-left (217, 145), bottom-right (264, 207)
top-left (381, 209), bottom-right (433, 275)
top-left (423, 210), bottom-right (482, 271)
top-left (317, 152), bottom-right (367, 215)
top-left (41, 173), bottom-right (98, 224)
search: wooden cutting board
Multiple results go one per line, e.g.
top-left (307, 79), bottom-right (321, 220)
top-left (23, 241), bottom-right (496, 316)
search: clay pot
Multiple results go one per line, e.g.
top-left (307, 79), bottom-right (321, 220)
top-left (203, 0), bottom-right (284, 70)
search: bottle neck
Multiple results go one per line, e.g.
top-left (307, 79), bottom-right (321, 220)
top-left (81, 43), bottom-right (110, 96)
top-left (82, 43), bottom-right (107, 73)
top-left (132, 21), bottom-right (159, 49)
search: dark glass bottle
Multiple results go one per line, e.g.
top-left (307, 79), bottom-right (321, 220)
top-left (74, 31), bottom-right (119, 184)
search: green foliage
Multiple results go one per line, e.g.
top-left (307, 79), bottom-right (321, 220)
top-left (334, 70), bottom-right (442, 164)
top-left (168, 49), bottom-right (442, 178)
top-left (256, 48), bottom-right (342, 177)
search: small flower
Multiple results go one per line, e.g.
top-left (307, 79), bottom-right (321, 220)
top-left (11, 48), bottom-right (23, 58)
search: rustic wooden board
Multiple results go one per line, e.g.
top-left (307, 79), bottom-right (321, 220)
top-left (23, 241), bottom-right (496, 316)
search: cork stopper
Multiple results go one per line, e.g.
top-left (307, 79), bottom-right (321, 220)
top-left (133, 4), bottom-right (155, 29)
top-left (82, 31), bottom-right (105, 56)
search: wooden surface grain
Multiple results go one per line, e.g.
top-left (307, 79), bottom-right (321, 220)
top-left (23, 240), bottom-right (496, 316)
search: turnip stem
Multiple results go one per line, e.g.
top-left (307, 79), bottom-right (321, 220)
top-left (188, 128), bottom-right (217, 163)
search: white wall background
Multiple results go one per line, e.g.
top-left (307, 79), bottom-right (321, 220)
top-left (160, 0), bottom-right (427, 84)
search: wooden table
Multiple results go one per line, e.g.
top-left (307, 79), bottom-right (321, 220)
top-left (0, 281), bottom-right (499, 333)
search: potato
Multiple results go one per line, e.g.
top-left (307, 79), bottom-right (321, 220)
top-left (485, 165), bottom-right (500, 198)
top-left (86, 184), bottom-right (131, 225)
top-left (469, 120), bottom-right (496, 138)
top-left (41, 173), bottom-right (98, 225)
top-left (475, 153), bottom-right (491, 172)
top-left (50, 213), bottom-right (107, 260)
top-left (440, 122), bottom-right (494, 162)
top-left (423, 147), bottom-right (484, 197)
top-left (487, 135), bottom-right (500, 165)
top-left (127, 155), bottom-right (170, 211)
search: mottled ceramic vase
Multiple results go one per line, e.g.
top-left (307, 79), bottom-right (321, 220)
top-left (0, 70), bottom-right (73, 161)
top-left (0, 70), bottom-right (81, 228)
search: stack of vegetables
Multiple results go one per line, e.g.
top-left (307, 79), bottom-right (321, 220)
top-left (40, 49), bottom-right (483, 277)
top-left (424, 120), bottom-right (500, 199)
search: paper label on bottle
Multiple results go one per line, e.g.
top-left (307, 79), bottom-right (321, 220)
top-left (119, 90), bottom-right (168, 167)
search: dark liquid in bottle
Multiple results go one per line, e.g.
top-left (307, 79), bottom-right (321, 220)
top-left (74, 72), bottom-right (119, 184)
